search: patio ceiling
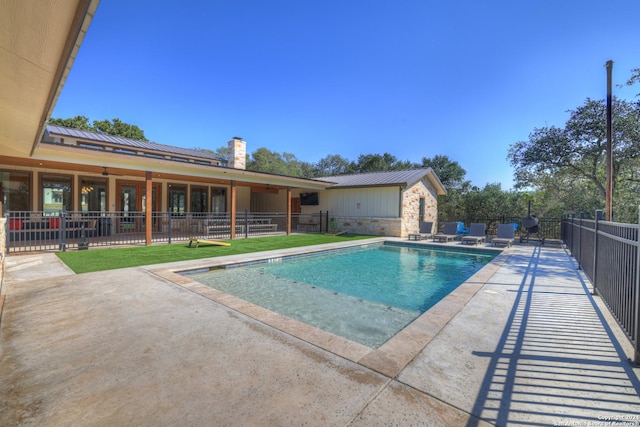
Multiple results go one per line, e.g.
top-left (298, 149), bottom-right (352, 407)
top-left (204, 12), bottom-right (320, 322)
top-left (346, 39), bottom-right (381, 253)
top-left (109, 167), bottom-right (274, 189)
top-left (0, 0), bottom-right (99, 158)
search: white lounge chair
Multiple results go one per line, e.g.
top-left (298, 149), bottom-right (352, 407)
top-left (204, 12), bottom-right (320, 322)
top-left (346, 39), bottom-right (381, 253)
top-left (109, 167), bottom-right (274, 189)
top-left (461, 223), bottom-right (486, 245)
top-left (492, 223), bottom-right (515, 247)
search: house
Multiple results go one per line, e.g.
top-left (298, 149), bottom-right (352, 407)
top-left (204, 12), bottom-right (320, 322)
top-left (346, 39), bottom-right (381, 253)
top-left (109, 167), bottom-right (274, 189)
top-left (251, 169), bottom-right (446, 237)
top-left (0, 0), bottom-right (445, 252)
top-left (316, 169), bottom-right (445, 237)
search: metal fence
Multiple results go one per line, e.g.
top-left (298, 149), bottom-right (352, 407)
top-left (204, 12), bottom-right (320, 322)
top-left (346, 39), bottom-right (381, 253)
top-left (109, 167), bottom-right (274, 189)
top-left (562, 210), bottom-right (640, 365)
top-left (5, 210), bottom-right (310, 253)
top-left (438, 215), bottom-right (563, 242)
top-left (4, 210), bottom-right (338, 253)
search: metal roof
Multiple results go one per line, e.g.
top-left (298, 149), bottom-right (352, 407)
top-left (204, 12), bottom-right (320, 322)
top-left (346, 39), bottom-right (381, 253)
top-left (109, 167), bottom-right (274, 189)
top-left (319, 168), bottom-right (438, 188)
top-left (45, 124), bottom-right (226, 162)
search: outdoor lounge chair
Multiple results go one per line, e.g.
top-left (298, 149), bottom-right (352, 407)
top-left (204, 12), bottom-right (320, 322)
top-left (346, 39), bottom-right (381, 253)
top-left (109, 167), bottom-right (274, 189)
top-left (492, 223), bottom-right (515, 247)
top-left (461, 223), bottom-right (486, 245)
top-left (433, 222), bottom-right (458, 243)
top-left (408, 221), bottom-right (433, 241)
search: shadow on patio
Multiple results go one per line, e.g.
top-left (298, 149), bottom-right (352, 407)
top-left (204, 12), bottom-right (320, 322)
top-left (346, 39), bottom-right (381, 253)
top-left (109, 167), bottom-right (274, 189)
top-left (467, 246), bottom-right (640, 425)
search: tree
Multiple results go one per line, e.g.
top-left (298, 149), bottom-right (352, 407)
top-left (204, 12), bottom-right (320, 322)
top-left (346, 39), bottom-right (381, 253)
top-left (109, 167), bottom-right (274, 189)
top-left (623, 68), bottom-right (640, 97)
top-left (193, 145), bottom-right (230, 161)
top-left (508, 97), bottom-right (640, 221)
top-left (247, 148), bottom-right (288, 175)
top-left (419, 155), bottom-right (471, 222)
top-left (312, 154), bottom-right (355, 177)
top-left (420, 155), bottom-right (469, 191)
top-left (49, 116), bottom-right (148, 141)
top-left (49, 115), bottom-right (93, 131)
top-left (461, 183), bottom-right (525, 220)
top-left (92, 118), bottom-right (148, 141)
top-left (282, 152), bottom-right (315, 178)
top-left (246, 148), bottom-right (314, 177)
top-left (354, 153), bottom-right (415, 173)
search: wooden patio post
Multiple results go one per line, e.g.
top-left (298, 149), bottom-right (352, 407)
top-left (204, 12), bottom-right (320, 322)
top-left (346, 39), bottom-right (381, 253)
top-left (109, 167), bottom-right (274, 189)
top-left (286, 188), bottom-right (292, 235)
top-left (145, 171), bottom-right (152, 245)
top-left (230, 181), bottom-right (236, 239)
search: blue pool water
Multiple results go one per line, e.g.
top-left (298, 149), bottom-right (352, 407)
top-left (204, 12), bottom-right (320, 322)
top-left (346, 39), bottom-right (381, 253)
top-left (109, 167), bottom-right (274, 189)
top-left (185, 242), bottom-right (496, 348)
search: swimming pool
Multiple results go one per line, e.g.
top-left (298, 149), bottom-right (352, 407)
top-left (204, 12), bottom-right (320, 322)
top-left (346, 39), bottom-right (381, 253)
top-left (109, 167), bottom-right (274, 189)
top-left (183, 242), bottom-right (497, 348)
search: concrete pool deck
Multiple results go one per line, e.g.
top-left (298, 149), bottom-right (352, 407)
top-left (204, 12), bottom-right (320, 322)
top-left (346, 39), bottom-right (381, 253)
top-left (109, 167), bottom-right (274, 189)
top-left (1, 240), bottom-right (639, 426)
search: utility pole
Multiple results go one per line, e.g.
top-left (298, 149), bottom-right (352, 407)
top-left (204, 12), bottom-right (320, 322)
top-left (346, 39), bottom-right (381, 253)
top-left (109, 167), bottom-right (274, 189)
top-left (606, 60), bottom-right (613, 221)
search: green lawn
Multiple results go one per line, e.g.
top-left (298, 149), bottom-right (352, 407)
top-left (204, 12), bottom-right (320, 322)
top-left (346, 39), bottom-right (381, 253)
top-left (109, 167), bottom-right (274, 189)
top-left (56, 234), bottom-right (375, 274)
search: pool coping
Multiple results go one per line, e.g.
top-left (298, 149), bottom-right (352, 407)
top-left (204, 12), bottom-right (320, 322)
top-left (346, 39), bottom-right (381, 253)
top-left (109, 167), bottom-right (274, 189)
top-left (148, 237), bottom-right (510, 378)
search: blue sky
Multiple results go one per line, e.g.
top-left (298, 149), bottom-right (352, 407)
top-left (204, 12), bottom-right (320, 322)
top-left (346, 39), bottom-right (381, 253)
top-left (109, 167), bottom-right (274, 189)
top-left (52, 0), bottom-right (640, 189)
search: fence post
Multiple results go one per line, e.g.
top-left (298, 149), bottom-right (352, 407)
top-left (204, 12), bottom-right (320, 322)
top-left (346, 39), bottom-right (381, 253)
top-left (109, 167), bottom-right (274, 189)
top-left (577, 212), bottom-right (584, 270)
top-left (325, 210), bottom-right (329, 234)
top-left (634, 205), bottom-right (640, 365)
top-left (4, 213), bottom-right (9, 254)
top-left (59, 210), bottom-right (66, 252)
top-left (570, 214), bottom-right (575, 255)
top-left (570, 214), bottom-right (574, 254)
top-left (244, 209), bottom-right (249, 238)
top-left (592, 209), bottom-right (603, 295)
top-left (168, 213), bottom-right (172, 244)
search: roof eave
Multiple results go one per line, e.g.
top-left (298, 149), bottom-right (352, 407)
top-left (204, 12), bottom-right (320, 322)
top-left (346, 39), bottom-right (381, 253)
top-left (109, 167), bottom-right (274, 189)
top-left (327, 183), bottom-right (405, 190)
top-left (30, 0), bottom-right (100, 156)
top-left (30, 144), bottom-right (332, 189)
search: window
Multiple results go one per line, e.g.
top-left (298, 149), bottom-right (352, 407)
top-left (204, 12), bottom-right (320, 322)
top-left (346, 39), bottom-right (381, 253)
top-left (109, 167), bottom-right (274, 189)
top-left (211, 188), bottom-right (226, 213)
top-left (419, 197), bottom-right (425, 223)
top-left (0, 170), bottom-right (31, 214)
top-left (168, 184), bottom-right (187, 216)
top-left (191, 186), bottom-right (208, 213)
top-left (41, 174), bottom-right (72, 214)
top-left (80, 177), bottom-right (107, 212)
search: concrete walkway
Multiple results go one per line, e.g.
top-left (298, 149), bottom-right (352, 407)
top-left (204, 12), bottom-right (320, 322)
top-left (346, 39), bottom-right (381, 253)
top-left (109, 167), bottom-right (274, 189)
top-left (1, 243), bottom-right (639, 426)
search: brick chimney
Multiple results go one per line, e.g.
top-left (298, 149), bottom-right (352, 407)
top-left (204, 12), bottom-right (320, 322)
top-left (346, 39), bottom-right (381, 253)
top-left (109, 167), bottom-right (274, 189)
top-left (228, 136), bottom-right (246, 170)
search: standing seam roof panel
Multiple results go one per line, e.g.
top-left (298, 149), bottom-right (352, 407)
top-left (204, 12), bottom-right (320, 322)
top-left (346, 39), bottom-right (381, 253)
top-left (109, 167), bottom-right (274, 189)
top-left (46, 125), bottom-right (225, 161)
top-left (318, 169), bottom-right (434, 187)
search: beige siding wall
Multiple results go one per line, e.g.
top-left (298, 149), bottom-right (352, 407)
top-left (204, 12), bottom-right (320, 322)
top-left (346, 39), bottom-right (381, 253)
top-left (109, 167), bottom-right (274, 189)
top-left (250, 190), bottom-right (287, 212)
top-left (235, 187), bottom-right (252, 211)
top-left (316, 187), bottom-right (400, 217)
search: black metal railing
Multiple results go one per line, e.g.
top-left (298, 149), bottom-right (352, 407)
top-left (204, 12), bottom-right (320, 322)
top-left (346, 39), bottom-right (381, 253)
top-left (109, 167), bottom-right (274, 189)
top-left (4, 210), bottom-right (293, 253)
top-left (438, 215), bottom-right (563, 241)
top-left (562, 210), bottom-right (640, 365)
top-left (292, 212), bottom-right (326, 234)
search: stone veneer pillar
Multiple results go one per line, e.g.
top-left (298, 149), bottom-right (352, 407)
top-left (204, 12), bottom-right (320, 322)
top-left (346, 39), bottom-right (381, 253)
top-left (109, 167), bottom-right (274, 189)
top-left (401, 179), bottom-right (438, 237)
top-left (228, 137), bottom-right (246, 170)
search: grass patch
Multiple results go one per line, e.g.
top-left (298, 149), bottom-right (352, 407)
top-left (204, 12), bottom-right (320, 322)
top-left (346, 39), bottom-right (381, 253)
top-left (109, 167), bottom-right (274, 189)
top-left (56, 234), bottom-right (375, 274)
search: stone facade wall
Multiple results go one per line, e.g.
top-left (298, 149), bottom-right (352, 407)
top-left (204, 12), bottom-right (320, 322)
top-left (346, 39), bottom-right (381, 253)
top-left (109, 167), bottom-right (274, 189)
top-left (227, 137), bottom-right (246, 170)
top-left (401, 178), bottom-right (439, 238)
top-left (332, 216), bottom-right (402, 237)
